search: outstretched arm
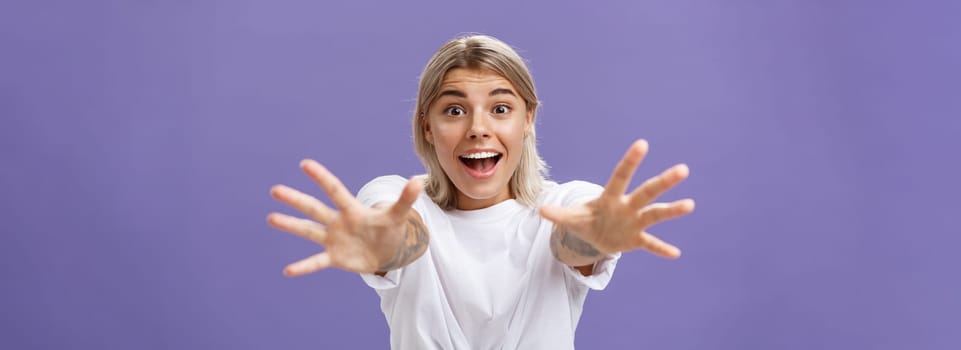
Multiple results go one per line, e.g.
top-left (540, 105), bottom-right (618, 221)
top-left (542, 140), bottom-right (695, 275)
top-left (267, 159), bottom-right (429, 276)
top-left (370, 205), bottom-right (429, 276)
top-left (549, 224), bottom-right (604, 275)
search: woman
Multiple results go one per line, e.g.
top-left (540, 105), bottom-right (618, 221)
top-left (267, 35), bottom-right (695, 349)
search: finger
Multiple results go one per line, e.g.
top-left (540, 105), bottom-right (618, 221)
top-left (270, 184), bottom-right (336, 223)
top-left (634, 231), bottom-right (682, 259)
top-left (389, 178), bottom-right (423, 219)
top-left (538, 205), bottom-right (582, 228)
top-left (266, 212), bottom-right (328, 244)
top-left (283, 252), bottom-right (332, 277)
top-left (300, 159), bottom-right (359, 211)
top-left (628, 164), bottom-right (690, 208)
top-left (602, 140), bottom-right (649, 198)
top-left (637, 199), bottom-right (696, 228)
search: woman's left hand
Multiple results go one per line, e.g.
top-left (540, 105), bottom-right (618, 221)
top-left (539, 139), bottom-right (695, 261)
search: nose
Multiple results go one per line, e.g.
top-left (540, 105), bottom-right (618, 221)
top-left (468, 113), bottom-right (491, 139)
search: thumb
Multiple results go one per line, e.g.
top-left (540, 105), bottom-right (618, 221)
top-left (538, 205), bottom-right (577, 227)
top-left (389, 177), bottom-right (423, 218)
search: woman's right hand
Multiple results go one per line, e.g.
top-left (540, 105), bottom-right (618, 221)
top-left (267, 159), bottom-right (426, 276)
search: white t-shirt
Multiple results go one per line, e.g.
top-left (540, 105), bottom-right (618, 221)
top-left (358, 175), bottom-right (620, 350)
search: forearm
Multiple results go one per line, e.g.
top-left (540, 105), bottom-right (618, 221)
top-left (549, 224), bottom-right (605, 269)
top-left (375, 211), bottom-right (429, 275)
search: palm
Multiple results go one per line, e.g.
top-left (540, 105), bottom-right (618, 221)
top-left (316, 208), bottom-right (389, 272)
top-left (267, 160), bottom-right (421, 276)
top-left (541, 140), bottom-right (695, 258)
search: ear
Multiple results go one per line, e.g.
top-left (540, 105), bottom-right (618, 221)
top-left (423, 114), bottom-right (434, 144)
top-left (524, 109), bottom-right (534, 135)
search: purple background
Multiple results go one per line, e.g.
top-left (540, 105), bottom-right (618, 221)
top-left (3, 0), bottom-right (959, 349)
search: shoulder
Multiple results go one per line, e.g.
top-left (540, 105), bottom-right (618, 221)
top-left (539, 179), bottom-right (603, 206)
top-left (357, 174), bottom-right (441, 215)
top-left (356, 175), bottom-right (410, 207)
top-left (362, 175), bottom-right (408, 188)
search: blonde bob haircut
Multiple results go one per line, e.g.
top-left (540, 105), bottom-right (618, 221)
top-left (413, 34), bottom-right (548, 210)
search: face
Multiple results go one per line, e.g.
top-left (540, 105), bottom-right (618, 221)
top-left (424, 68), bottom-right (533, 210)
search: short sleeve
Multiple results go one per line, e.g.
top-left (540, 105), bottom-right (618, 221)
top-left (559, 180), bottom-right (603, 207)
top-left (360, 269), bottom-right (403, 290)
top-left (356, 175), bottom-right (415, 290)
top-left (562, 252), bottom-right (620, 290)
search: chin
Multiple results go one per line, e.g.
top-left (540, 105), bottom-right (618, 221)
top-left (453, 180), bottom-right (512, 206)
top-left (457, 183), bottom-right (503, 199)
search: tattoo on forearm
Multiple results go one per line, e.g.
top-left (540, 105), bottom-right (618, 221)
top-left (377, 216), bottom-right (429, 272)
top-left (550, 225), bottom-right (601, 261)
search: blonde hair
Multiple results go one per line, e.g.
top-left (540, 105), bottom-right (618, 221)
top-left (413, 34), bottom-right (548, 209)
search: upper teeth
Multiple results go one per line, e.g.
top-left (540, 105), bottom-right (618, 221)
top-left (461, 152), bottom-right (500, 159)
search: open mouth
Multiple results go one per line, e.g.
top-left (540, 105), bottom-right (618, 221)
top-left (459, 151), bottom-right (502, 177)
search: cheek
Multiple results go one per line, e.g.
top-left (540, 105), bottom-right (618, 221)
top-left (431, 126), bottom-right (460, 148)
top-left (498, 122), bottom-right (528, 148)
top-left (429, 126), bottom-right (463, 161)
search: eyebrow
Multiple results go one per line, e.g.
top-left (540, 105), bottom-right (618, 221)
top-left (436, 88), bottom-right (517, 99)
top-left (437, 89), bottom-right (467, 99)
top-left (489, 88), bottom-right (516, 97)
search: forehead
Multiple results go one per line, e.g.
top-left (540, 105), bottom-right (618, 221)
top-left (439, 68), bottom-right (516, 91)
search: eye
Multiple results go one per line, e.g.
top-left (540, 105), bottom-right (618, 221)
top-left (445, 106), bottom-right (465, 116)
top-left (492, 104), bottom-right (511, 114)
